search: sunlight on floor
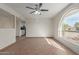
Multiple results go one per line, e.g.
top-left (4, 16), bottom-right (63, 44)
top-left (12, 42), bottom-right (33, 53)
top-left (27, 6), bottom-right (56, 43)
top-left (44, 38), bottom-right (66, 52)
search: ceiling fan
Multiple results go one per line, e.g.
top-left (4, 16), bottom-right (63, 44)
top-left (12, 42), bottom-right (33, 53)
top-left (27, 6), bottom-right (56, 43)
top-left (26, 3), bottom-right (48, 15)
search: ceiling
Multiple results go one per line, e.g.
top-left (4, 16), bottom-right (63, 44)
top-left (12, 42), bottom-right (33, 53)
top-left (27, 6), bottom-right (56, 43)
top-left (5, 3), bottom-right (69, 19)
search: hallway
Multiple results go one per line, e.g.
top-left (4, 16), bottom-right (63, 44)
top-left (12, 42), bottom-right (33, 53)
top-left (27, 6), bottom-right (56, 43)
top-left (0, 37), bottom-right (76, 55)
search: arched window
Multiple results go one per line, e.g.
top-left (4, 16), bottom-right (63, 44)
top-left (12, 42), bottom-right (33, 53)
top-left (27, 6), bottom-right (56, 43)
top-left (58, 8), bottom-right (79, 41)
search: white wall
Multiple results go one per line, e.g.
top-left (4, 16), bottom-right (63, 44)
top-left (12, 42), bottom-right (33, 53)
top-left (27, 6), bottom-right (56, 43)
top-left (0, 4), bottom-right (27, 49)
top-left (16, 17), bottom-right (21, 36)
top-left (0, 9), bottom-right (16, 49)
top-left (0, 29), bottom-right (16, 49)
top-left (26, 17), bottom-right (54, 37)
top-left (0, 3), bottom-right (25, 20)
top-left (0, 9), bottom-right (15, 28)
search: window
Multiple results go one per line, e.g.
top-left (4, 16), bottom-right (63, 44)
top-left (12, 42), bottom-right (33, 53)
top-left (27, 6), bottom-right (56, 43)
top-left (62, 10), bottom-right (79, 41)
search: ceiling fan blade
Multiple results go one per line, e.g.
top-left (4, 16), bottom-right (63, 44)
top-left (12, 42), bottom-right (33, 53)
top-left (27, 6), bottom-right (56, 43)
top-left (40, 9), bottom-right (48, 11)
top-left (30, 11), bottom-right (35, 14)
top-left (26, 7), bottom-right (34, 10)
top-left (39, 3), bottom-right (42, 8)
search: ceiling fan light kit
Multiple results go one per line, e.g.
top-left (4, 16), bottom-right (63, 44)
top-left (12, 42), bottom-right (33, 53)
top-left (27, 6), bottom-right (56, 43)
top-left (32, 11), bottom-right (41, 15)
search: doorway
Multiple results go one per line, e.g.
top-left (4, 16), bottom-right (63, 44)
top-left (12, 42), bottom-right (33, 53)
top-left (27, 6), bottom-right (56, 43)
top-left (16, 17), bottom-right (26, 41)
